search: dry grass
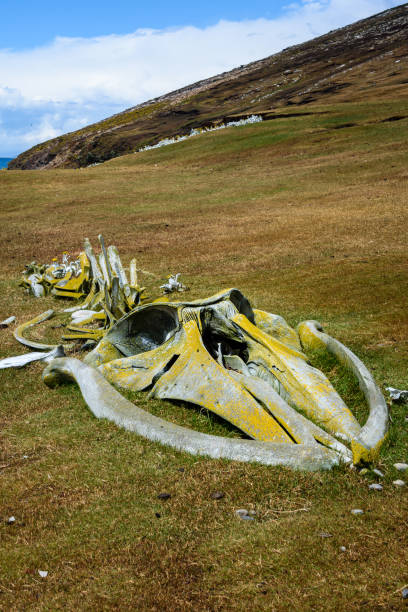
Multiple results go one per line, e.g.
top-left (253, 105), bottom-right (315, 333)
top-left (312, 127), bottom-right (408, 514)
top-left (0, 100), bottom-right (408, 610)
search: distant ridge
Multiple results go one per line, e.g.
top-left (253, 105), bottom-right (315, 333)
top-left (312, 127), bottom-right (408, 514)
top-left (9, 3), bottom-right (408, 170)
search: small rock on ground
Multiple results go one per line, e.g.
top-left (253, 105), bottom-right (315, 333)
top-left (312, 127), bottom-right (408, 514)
top-left (402, 587), bottom-right (408, 599)
top-left (369, 483), bottom-right (383, 491)
top-left (351, 509), bottom-right (364, 515)
top-left (157, 493), bottom-right (171, 500)
top-left (235, 509), bottom-right (248, 517)
top-left (394, 463), bottom-right (408, 471)
top-left (235, 509), bottom-right (254, 520)
top-left (393, 480), bottom-right (405, 487)
top-left (211, 491), bottom-right (225, 500)
top-left (372, 469), bottom-right (384, 477)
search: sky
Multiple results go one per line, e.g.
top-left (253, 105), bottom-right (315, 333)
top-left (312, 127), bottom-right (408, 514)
top-left (0, 0), bottom-right (402, 157)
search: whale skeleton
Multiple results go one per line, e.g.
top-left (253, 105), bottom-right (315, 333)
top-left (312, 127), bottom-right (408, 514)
top-left (7, 238), bottom-right (388, 470)
top-left (44, 288), bottom-right (387, 469)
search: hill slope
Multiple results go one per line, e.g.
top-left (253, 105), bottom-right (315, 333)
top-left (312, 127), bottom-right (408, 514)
top-left (9, 2), bottom-right (408, 170)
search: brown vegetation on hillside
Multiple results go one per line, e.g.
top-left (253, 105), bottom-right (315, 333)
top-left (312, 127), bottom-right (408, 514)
top-left (8, 2), bottom-right (408, 170)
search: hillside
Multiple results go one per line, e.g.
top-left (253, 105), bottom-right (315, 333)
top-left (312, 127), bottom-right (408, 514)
top-left (8, 2), bottom-right (408, 170)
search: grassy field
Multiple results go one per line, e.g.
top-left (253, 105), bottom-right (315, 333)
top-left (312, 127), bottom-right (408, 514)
top-left (1, 100), bottom-right (408, 610)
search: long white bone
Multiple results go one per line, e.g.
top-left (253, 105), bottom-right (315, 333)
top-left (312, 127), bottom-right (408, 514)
top-left (42, 357), bottom-right (346, 471)
top-left (297, 320), bottom-right (388, 464)
top-left (0, 345), bottom-right (64, 369)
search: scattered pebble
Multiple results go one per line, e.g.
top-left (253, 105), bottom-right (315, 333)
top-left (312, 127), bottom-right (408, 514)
top-left (211, 491), bottom-right (225, 500)
top-left (351, 509), bottom-right (364, 515)
top-left (369, 483), bottom-right (383, 491)
top-left (38, 570), bottom-right (48, 578)
top-left (177, 467), bottom-right (185, 473)
top-left (359, 468), bottom-right (369, 475)
top-left (235, 509), bottom-right (248, 517)
top-left (157, 493), bottom-right (171, 500)
top-left (23, 455), bottom-right (29, 459)
top-left (339, 546), bottom-right (347, 552)
top-left (235, 509), bottom-right (254, 520)
top-left (372, 469), bottom-right (384, 477)
top-left (394, 463), bottom-right (408, 471)
top-left (155, 512), bottom-right (161, 518)
top-left (7, 516), bottom-right (16, 524)
top-left (402, 587), bottom-right (408, 599)
top-left (393, 480), bottom-right (405, 487)
top-left (318, 532), bottom-right (333, 538)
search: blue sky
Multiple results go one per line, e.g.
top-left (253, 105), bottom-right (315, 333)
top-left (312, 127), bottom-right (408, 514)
top-left (1, 1), bottom-right (284, 49)
top-left (0, 0), bottom-right (401, 157)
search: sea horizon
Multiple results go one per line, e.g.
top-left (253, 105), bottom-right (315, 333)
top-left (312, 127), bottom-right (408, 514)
top-left (0, 157), bottom-right (14, 170)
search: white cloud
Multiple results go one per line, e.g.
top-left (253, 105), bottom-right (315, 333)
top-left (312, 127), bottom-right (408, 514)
top-left (0, 0), bottom-right (400, 156)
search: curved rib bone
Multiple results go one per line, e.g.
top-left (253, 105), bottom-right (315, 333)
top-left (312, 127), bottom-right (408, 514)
top-left (42, 356), bottom-right (346, 471)
top-left (14, 310), bottom-right (56, 350)
top-left (297, 320), bottom-right (388, 464)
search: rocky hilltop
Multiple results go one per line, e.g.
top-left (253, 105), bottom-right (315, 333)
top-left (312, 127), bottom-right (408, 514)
top-left (9, 3), bottom-right (408, 170)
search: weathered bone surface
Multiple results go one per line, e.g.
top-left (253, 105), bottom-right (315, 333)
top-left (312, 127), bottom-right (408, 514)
top-left (386, 387), bottom-right (408, 403)
top-left (0, 345), bottom-right (64, 369)
top-left (70, 287), bottom-right (384, 466)
top-left (297, 321), bottom-right (388, 464)
top-left (10, 237), bottom-right (388, 469)
top-left (20, 253), bottom-right (88, 299)
top-left (42, 357), bottom-right (345, 471)
top-left (160, 274), bottom-right (186, 294)
top-left (14, 310), bottom-right (56, 350)
top-left (0, 316), bottom-right (16, 328)
top-left (17, 237), bottom-right (186, 347)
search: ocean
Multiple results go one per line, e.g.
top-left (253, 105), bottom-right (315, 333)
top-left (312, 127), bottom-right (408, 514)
top-left (0, 158), bottom-right (13, 170)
